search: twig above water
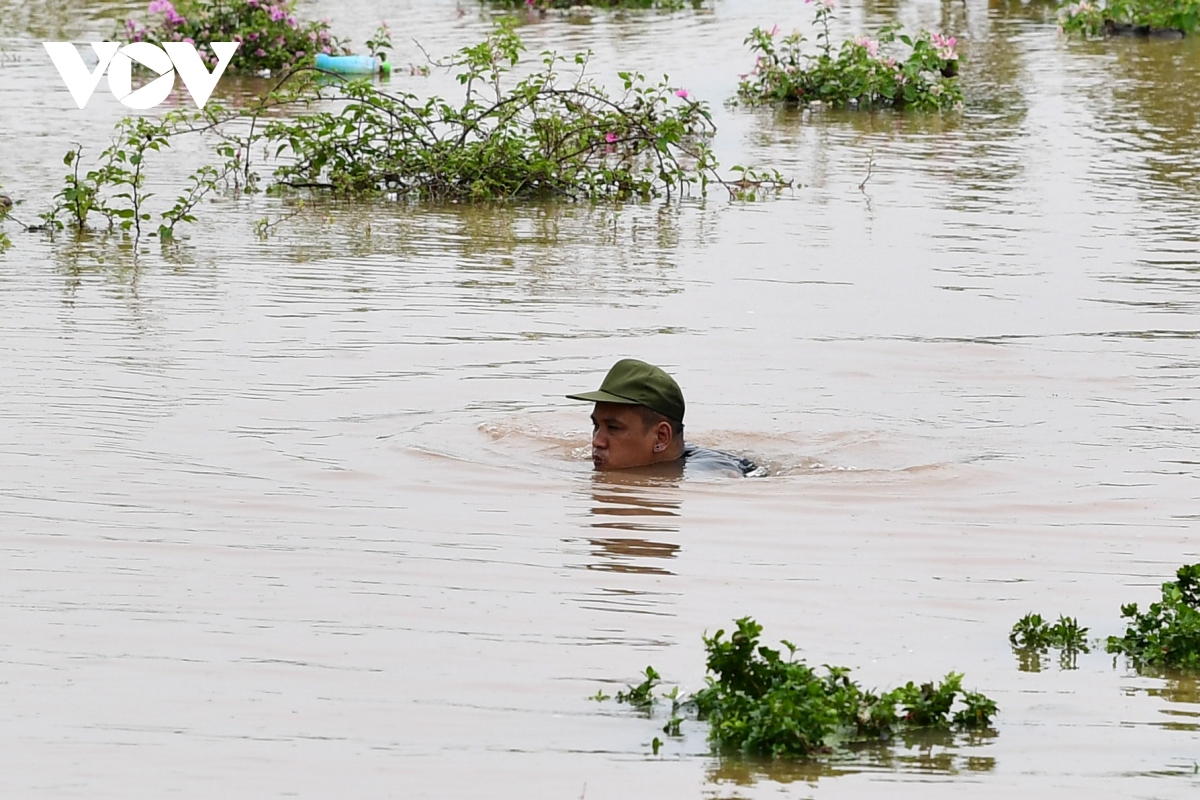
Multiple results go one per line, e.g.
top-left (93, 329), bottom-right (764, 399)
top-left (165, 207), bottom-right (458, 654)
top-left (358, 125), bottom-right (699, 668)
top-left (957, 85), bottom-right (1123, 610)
top-left (859, 149), bottom-right (876, 192)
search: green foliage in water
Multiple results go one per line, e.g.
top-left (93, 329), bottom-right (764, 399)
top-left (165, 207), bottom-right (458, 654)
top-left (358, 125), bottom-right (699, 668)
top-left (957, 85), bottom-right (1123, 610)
top-left (1058, 0), bottom-right (1200, 35)
top-left (1107, 564), bottom-right (1200, 669)
top-left (615, 666), bottom-right (661, 708)
top-left (121, 0), bottom-right (350, 74)
top-left (251, 23), bottom-right (738, 201)
top-left (737, 5), bottom-right (963, 111)
top-left (36, 116), bottom-right (224, 243)
top-left (0, 188), bottom-right (11, 253)
top-left (485, 0), bottom-right (707, 9)
top-left (614, 617), bottom-right (997, 758)
top-left (1009, 613), bottom-right (1090, 670)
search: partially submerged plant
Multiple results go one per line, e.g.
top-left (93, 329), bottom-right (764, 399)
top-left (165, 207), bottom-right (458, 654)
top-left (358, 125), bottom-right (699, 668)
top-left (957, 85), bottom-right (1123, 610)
top-left (0, 184), bottom-right (11, 253)
top-left (250, 23), bottom-right (747, 201)
top-left (737, 3), bottom-right (963, 111)
top-left (1009, 613), bottom-right (1090, 670)
top-left (1107, 564), bottom-right (1200, 669)
top-left (1058, 0), bottom-right (1199, 36)
top-left (36, 115), bottom-right (229, 243)
top-left (485, 0), bottom-right (708, 10)
top-left (121, 0), bottom-right (349, 74)
top-left (604, 617), bottom-right (997, 758)
top-left (615, 666), bottom-right (661, 709)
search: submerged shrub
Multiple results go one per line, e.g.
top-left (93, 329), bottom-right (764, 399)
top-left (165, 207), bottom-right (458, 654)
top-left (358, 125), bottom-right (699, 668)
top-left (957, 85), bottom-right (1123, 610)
top-left (249, 23), bottom-right (733, 201)
top-left (608, 617), bottom-right (997, 758)
top-left (1107, 564), bottom-right (1200, 669)
top-left (1009, 613), bottom-right (1090, 670)
top-left (34, 115), bottom-right (226, 243)
top-left (488, 0), bottom-right (706, 8)
top-left (121, 0), bottom-right (350, 74)
top-left (1058, 0), bottom-right (1199, 36)
top-left (0, 186), bottom-right (11, 252)
top-left (737, 4), bottom-right (962, 111)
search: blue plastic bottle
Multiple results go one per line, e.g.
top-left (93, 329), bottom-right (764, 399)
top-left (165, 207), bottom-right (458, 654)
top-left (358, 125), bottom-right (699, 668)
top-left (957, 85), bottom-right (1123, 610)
top-left (315, 53), bottom-right (390, 76)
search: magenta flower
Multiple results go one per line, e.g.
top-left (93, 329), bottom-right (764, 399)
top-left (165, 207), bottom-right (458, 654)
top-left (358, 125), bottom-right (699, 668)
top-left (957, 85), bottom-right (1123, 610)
top-left (255, 47), bottom-right (266, 57)
top-left (268, 6), bottom-right (287, 22)
top-left (605, 132), bottom-right (617, 143)
top-left (675, 88), bottom-right (690, 99)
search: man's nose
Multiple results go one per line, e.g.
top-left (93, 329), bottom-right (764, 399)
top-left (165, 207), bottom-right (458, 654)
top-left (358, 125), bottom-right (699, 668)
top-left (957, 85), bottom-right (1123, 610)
top-left (592, 430), bottom-right (606, 449)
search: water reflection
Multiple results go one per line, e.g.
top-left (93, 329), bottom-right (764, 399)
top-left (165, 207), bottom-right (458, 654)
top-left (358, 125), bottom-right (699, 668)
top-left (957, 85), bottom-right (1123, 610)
top-left (705, 729), bottom-right (998, 790)
top-left (585, 471), bottom-right (681, 575)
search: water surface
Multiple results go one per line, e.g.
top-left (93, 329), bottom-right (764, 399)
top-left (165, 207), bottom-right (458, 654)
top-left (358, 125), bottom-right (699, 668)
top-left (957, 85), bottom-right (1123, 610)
top-left (2, 0), bottom-right (1200, 797)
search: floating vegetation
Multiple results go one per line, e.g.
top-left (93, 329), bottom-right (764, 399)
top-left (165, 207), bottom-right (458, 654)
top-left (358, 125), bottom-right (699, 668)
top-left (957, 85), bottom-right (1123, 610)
top-left (609, 617), bottom-right (997, 758)
top-left (1009, 613), bottom-right (1090, 670)
top-left (484, 0), bottom-right (708, 10)
top-left (737, 4), bottom-right (963, 111)
top-left (121, 0), bottom-right (352, 74)
top-left (1107, 564), bottom-right (1200, 670)
top-left (1057, 0), bottom-right (1198, 37)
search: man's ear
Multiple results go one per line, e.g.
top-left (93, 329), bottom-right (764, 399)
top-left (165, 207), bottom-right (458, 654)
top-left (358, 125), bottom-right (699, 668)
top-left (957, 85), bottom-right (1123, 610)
top-left (655, 420), bottom-right (673, 450)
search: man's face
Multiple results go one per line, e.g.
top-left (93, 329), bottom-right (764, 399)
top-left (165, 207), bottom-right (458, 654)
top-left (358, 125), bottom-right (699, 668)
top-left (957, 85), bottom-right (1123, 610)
top-left (590, 402), bottom-right (657, 470)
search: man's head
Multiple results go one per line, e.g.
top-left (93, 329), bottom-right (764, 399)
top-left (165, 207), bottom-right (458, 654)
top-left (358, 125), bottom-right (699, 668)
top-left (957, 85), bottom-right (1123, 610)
top-left (567, 359), bottom-right (686, 470)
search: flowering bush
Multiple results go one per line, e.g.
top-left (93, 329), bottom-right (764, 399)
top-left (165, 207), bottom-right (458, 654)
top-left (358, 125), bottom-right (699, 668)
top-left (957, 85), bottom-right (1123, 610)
top-left (122, 0), bottom-right (348, 73)
top-left (487, 0), bottom-right (706, 9)
top-left (244, 23), bottom-right (726, 200)
top-left (1058, 0), bottom-right (1199, 35)
top-left (737, 2), bottom-right (962, 111)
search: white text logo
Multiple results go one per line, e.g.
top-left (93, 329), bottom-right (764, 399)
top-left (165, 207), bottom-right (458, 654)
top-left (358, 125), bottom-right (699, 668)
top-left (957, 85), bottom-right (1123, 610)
top-left (43, 41), bottom-right (240, 110)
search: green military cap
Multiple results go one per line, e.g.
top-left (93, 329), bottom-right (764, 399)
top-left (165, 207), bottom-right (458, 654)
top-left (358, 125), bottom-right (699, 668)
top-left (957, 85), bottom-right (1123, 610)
top-left (567, 358), bottom-right (685, 423)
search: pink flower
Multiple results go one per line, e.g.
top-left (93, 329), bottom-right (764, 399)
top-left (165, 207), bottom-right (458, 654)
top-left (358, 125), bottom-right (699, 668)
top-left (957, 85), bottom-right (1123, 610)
top-left (852, 36), bottom-right (879, 57)
top-left (255, 47), bottom-right (266, 57)
top-left (931, 32), bottom-right (958, 60)
top-left (605, 132), bottom-right (617, 143)
top-left (675, 88), bottom-right (690, 99)
top-left (769, 24), bottom-right (780, 37)
top-left (268, 6), bottom-right (287, 22)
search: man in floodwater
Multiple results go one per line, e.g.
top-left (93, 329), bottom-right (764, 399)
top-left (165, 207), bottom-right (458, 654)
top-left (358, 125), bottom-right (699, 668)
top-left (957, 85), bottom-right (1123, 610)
top-left (567, 359), bottom-right (761, 477)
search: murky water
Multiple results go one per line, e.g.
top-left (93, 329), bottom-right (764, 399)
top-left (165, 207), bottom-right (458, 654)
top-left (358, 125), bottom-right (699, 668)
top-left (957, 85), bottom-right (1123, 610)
top-left (3, 0), bottom-right (1200, 797)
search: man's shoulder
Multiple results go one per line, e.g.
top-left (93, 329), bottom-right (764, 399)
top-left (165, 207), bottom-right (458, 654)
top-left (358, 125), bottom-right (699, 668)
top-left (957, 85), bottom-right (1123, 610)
top-left (681, 443), bottom-right (762, 477)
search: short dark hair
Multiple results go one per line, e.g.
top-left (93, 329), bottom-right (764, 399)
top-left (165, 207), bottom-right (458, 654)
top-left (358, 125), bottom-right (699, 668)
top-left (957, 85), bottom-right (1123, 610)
top-left (636, 405), bottom-right (684, 439)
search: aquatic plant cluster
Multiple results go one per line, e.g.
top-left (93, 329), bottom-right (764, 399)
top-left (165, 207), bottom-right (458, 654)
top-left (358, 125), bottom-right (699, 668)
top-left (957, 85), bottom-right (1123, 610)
top-left (1009, 613), bottom-right (1090, 670)
top-left (1057, 0), bottom-right (1200, 36)
top-left (738, 4), bottom-right (962, 111)
top-left (611, 618), bottom-right (997, 758)
top-left (256, 23), bottom-right (722, 201)
top-left (1107, 564), bottom-right (1200, 669)
top-left (1010, 564), bottom-right (1200, 671)
top-left (487, 0), bottom-right (707, 9)
top-left (34, 117), bottom-right (222, 241)
top-left (122, 0), bottom-right (348, 73)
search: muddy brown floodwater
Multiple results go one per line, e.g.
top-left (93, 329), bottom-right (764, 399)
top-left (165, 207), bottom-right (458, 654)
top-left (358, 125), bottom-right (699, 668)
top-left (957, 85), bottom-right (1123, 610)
top-left (2, 0), bottom-right (1200, 797)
